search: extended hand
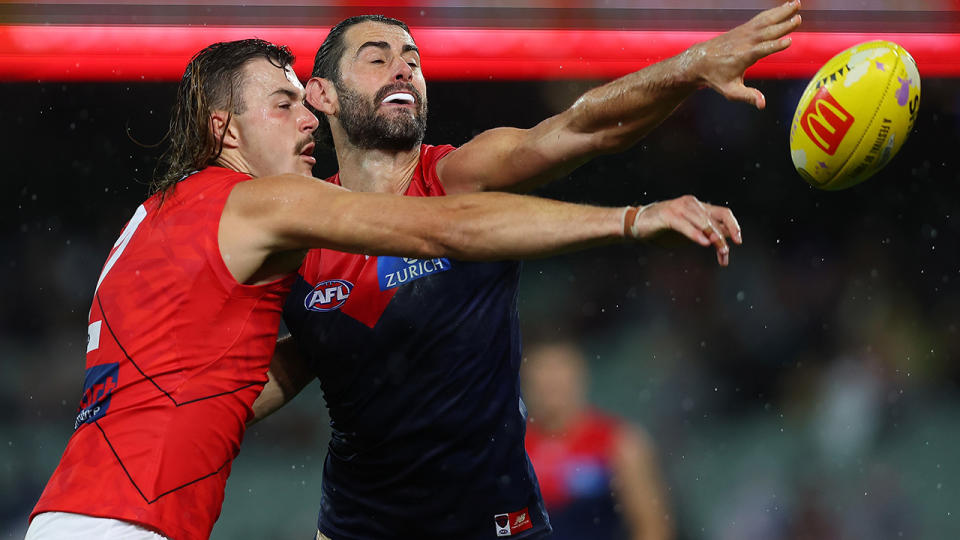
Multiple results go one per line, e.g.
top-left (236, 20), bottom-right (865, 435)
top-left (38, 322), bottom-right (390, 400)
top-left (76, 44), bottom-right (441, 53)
top-left (684, 0), bottom-right (802, 109)
top-left (626, 196), bottom-right (742, 267)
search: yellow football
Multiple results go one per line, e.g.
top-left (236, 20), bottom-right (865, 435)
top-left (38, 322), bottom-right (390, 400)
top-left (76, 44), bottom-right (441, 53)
top-left (789, 40), bottom-right (920, 190)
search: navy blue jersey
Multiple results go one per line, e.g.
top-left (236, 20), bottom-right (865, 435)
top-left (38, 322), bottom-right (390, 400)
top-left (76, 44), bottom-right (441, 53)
top-left (283, 144), bottom-right (550, 540)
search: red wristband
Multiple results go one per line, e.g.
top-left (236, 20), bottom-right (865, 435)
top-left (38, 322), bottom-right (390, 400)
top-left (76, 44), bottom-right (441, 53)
top-left (623, 206), bottom-right (640, 238)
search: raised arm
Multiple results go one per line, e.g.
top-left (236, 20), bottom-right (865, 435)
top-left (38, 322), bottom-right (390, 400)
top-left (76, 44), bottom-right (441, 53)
top-left (435, 1), bottom-right (801, 195)
top-left (220, 175), bottom-right (743, 285)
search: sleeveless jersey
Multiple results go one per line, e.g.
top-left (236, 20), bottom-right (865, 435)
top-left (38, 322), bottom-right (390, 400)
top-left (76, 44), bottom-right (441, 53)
top-left (31, 167), bottom-right (296, 540)
top-left (283, 144), bottom-right (550, 540)
top-left (524, 410), bottom-right (628, 540)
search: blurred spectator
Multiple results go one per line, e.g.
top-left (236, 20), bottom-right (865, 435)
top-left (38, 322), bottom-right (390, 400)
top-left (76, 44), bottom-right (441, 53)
top-left (523, 341), bottom-right (673, 540)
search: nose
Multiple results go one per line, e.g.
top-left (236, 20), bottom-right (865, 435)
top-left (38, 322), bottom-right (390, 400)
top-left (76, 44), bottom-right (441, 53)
top-left (393, 57), bottom-right (413, 82)
top-left (299, 106), bottom-right (319, 134)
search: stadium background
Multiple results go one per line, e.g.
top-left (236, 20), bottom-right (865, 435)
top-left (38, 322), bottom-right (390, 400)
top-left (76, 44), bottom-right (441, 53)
top-left (2, 1), bottom-right (959, 538)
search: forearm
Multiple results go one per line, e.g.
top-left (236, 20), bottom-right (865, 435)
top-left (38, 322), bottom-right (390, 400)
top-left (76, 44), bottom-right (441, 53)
top-left (249, 336), bottom-right (313, 426)
top-left (564, 51), bottom-right (700, 153)
top-left (440, 57), bottom-right (700, 195)
top-left (328, 191), bottom-right (629, 262)
top-left (249, 370), bottom-right (285, 426)
top-left (442, 193), bottom-right (629, 260)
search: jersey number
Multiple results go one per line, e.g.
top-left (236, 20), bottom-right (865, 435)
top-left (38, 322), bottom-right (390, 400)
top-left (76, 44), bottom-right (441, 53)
top-left (95, 204), bottom-right (147, 293)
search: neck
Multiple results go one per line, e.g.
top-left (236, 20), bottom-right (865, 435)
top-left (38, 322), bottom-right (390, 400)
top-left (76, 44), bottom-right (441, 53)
top-left (216, 150), bottom-right (254, 177)
top-left (333, 141), bottom-right (421, 194)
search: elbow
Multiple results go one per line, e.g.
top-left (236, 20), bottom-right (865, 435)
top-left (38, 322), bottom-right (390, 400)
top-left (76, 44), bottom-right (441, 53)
top-left (418, 200), bottom-right (484, 261)
top-left (421, 228), bottom-right (472, 261)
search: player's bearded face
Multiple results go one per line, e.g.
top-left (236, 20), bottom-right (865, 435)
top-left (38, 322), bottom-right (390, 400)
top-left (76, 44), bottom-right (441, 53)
top-left (335, 80), bottom-right (427, 151)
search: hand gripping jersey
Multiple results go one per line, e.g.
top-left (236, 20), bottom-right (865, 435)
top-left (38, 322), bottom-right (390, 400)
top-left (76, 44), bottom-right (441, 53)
top-left (284, 145), bottom-right (550, 540)
top-left (524, 410), bottom-right (627, 540)
top-left (31, 167), bottom-right (295, 540)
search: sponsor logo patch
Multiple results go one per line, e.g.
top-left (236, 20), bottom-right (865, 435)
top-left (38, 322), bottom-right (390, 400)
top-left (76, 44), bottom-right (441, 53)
top-left (75, 362), bottom-right (119, 429)
top-left (494, 507), bottom-right (533, 536)
top-left (377, 256), bottom-right (451, 291)
top-left (305, 279), bottom-right (354, 312)
top-left (800, 86), bottom-right (855, 156)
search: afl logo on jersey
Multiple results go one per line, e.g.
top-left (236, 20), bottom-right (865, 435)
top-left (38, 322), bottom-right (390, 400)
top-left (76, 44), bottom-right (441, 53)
top-left (305, 279), bottom-right (354, 312)
top-left (75, 362), bottom-right (119, 429)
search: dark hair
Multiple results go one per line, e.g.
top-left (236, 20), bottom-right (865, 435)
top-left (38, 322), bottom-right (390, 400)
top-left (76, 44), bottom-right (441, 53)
top-left (152, 39), bottom-right (295, 195)
top-left (311, 15), bottom-right (412, 148)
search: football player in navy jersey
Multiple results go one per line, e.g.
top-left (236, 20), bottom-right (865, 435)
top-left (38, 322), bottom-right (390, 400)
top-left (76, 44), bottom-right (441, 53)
top-left (253, 3), bottom-right (800, 539)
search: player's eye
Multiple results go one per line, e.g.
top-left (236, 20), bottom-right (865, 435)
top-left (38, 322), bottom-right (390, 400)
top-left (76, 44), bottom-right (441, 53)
top-left (407, 62), bottom-right (418, 68)
top-left (278, 102), bottom-right (291, 109)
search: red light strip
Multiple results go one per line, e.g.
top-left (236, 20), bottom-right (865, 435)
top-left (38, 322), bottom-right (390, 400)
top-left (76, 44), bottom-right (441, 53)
top-left (1, 25), bottom-right (957, 81)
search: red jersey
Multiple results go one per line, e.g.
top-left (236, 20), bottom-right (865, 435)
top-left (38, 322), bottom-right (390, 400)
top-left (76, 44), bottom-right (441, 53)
top-left (525, 410), bottom-right (627, 539)
top-left (32, 167), bottom-right (295, 540)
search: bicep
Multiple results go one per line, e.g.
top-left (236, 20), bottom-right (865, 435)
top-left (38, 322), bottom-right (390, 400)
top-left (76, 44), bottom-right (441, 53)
top-left (436, 117), bottom-right (597, 194)
top-left (225, 175), bottom-right (444, 258)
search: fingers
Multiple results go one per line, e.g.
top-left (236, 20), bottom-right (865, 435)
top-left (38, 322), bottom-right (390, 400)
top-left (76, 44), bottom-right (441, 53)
top-left (708, 204), bottom-right (743, 245)
top-left (721, 82), bottom-right (765, 109)
top-left (632, 196), bottom-right (740, 266)
top-left (699, 219), bottom-right (730, 267)
top-left (700, 1), bottom-right (798, 107)
top-left (758, 14), bottom-right (802, 42)
top-left (751, 0), bottom-right (801, 28)
top-left (679, 196), bottom-right (730, 266)
top-left (750, 3), bottom-right (800, 62)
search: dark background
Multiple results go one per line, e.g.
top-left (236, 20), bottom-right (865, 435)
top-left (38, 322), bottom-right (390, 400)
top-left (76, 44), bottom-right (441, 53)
top-left (3, 72), bottom-right (960, 538)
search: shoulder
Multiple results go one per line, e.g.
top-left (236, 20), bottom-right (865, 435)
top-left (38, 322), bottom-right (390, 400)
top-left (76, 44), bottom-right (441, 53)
top-left (189, 166), bottom-right (253, 188)
top-left (156, 167), bottom-right (252, 209)
top-left (421, 143), bottom-right (457, 167)
top-left (414, 144), bottom-right (458, 196)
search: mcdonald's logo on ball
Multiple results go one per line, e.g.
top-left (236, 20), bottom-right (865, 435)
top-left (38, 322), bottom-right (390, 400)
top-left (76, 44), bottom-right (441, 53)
top-left (789, 40), bottom-right (920, 190)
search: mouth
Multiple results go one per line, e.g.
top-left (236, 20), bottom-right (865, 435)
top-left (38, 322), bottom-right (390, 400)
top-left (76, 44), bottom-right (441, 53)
top-left (380, 92), bottom-right (416, 107)
top-left (299, 142), bottom-right (316, 166)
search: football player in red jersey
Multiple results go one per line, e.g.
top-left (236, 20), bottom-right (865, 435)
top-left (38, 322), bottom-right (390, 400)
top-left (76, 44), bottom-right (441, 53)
top-left (524, 341), bottom-right (674, 540)
top-left (27, 38), bottom-right (741, 540)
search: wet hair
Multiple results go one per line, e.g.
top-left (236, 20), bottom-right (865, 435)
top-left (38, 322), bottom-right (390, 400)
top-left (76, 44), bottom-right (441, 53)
top-left (152, 38), bottom-right (295, 196)
top-left (311, 15), bottom-right (412, 148)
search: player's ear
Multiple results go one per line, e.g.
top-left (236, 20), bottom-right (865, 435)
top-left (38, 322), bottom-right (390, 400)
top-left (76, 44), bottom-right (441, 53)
top-left (306, 77), bottom-right (337, 115)
top-left (210, 110), bottom-right (239, 149)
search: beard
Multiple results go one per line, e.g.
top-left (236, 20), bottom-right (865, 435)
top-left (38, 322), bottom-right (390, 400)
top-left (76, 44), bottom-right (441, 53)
top-left (335, 81), bottom-right (427, 152)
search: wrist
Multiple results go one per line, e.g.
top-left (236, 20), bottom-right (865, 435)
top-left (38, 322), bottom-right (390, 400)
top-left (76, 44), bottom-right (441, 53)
top-left (673, 46), bottom-right (708, 89)
top-left (622, 203), bottom-right (655, 240)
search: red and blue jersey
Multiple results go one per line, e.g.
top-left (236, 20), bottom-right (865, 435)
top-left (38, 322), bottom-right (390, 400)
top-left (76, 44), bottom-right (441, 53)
top-left (31, 167), bottom-right (295, 540)
top-left (283, 144), bottom-right (550, 539)
top-left (525, 410), bottom-right (628, 540)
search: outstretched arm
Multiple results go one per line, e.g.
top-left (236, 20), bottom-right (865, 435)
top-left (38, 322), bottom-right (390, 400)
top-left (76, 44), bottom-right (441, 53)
top-left (436, 1), bottom-right (802, 194)
top-left (220, 174), bottom-right (743, 285)
top-left (244, 192), bottom-right (741, 419)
